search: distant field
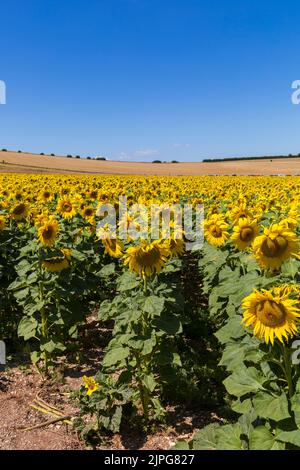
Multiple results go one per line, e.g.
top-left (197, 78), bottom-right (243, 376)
top-left (0, 151), bottom-right (300, 175)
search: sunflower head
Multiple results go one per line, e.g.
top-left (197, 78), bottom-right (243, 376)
top-left (231, 217), bottom-right (259, 250)
top-left (82, 375), bottom-right (99, 396)
top-left (0, 215), bottom-right (6, 231)
top-left (38, 218), bottom-right (59, 246)
top-left (42, 248), bottom-right (71, 272)
top-left (242, 286), bottom-right (300, 345)
top-left (204, 215), bottom-right (229, 247)
top-left (253, 224), bottom-right (299, 270)
top-left (123, 239), bottom-right (169, 278)
top-left (10, 202), bottom-right (29, 221)
top-left (57, 197), bottom-right (77, 219)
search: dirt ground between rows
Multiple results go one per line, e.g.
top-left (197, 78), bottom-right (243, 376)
top-left (0, 362), bottom-right (221, 450)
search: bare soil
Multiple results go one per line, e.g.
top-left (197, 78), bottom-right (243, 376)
top-left (0, 362), bottom-right (221, 450)
top-left (1, 151), bottom-right (299, 175)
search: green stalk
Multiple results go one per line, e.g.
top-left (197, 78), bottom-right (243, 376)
top-left (282, 344), bottom-right (294, 398)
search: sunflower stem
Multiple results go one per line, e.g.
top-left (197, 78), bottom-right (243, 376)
top-left (282, 344), bottom-right (294, 397)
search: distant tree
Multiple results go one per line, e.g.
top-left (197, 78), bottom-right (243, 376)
top-left (87, 156), bottom-right (91, 160)
top-left (18, 150), bottom-right (22, 153)
top-left (67, 154), bottom-right (73, 158)
top-left (75, 155), bottom-right (80, 159)
top-left (40, 152), bottom-right (44, 155)
top-left (51, 153), bottom-right (55, 156)
top-left (171, 160), bottom-right (179, 163)
top-left (152, 160), bottom-right (162, 163)
top-left (96, 157), bottom-right (106, 161)
top-left (2, 148), bottom-right (7, 152)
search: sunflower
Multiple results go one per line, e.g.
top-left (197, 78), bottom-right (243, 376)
top-left (82, 375), bottom-right (99, 396)
top-left (0, 215), bottom-right (6, 231)
top-left (42, 249), bottom-right (71, 272)
top-left (163, 236), bottom-right (185, 258)
top-left (231, 218), bottom-right (259, 250)
top-left (81, 205), bottom-right (95, 224)
top-left (10, 202), bottom-right (29, 221)
top-left (253, 223), bottom-right (299, 270)
top-left (56, 197), bottom-right (77, 219)
top-left (38, 189), bottom-right (53, 203)
top-left (204, 215), bottom-right (229, 247)
top-left (123, 239), bottom-right (169, 278)
top-left (242, 286), bottom-right (300, 345)
top-left (38, 218), bottom-right (59, 246)
top-left (102, 237), bottom-right (124, 258)
top-left (229, 204), bottom-right (252, 224)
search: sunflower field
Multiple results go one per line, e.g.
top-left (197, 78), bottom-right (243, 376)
top-left (0, 173), bottom-right (300, 449)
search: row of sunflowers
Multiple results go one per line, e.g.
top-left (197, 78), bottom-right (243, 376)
top-left (0, 173), bottom-right (299, 447)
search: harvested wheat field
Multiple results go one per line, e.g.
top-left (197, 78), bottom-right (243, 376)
top-left (0, 150), bottom-right (299, 175)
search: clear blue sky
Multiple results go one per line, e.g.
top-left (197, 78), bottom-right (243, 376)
top-left (1, 0), bottom-right (300, 162)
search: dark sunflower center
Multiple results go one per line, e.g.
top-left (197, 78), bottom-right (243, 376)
top-left (44, 192), bottom-right (51, 198)
top-left (257, 300), bottom-right (286, 327)
top-left (211, 226), bottom-right (222, 238)
top-left (137, 247), bottom-right (161, 267)
top-left (84, 208), bottom-right (93, 216)
top-left (261, 236), bottom-right (288, 258)
top-left (240, 227), bottom-right (253, 242)
top-left (13, 204), bottom-right (25, 215)
top-left (63, 203), bottom-right (72, 212)
top-left (43, 227), bottom-right (54, 239)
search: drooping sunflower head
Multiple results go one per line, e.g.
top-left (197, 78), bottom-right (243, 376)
top-left (242, 286), bottom-right (300, 345)
top-left (42, 248), bottom-right (71, 272)
top-left (10, 202), bottom-right (29, 221)
top-left (231, 217), bottom-right (259, 250)
top-left (56, 197), bottom-right (77, 219)
top-left (123, 239), bottom-right (169, 278)
top-left (163, 236), bottom-right (185, 258)
top-left (204, 215), bottom-right (229, 247)
top-left (102, 237), bottom-right (124, 258)
top-left (253, 223), bottom-right (299, 270)
top-left (38, 218), bottom-right (59, 246)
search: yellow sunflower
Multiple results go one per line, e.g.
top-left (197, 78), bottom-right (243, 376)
top-left (123, 239), bottom-right (169, 278)
top-left (163, 236), bottom-right (185, 258)
top-left (10, 202), bottom-right (29, 221)
top-left (102, 237), bottom-right (124, 258)
top-left (0, 215), bottom-right (6, 231)
top-left (81, 205), bottom-right (95, 223)
top-left (57, 197), bottom-right (77, 219)
top-left (204, 215), bottom-right (229, 247)
top-left (253, 223), bottom-right (299, 270)
top-left (82, 375), bottom-right (99, 396)
top-left (242, 286), bottom-right (300, 345)
top-left (38, 218), bottom-right (59, 246)
top-left (42, 248), bottom-right (71, 272)
top-left (231, 218), bottom-right (259, 250)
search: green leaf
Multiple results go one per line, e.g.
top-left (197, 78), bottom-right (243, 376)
top-left (142, 374), bottom-right (157, 393)
top-left (41, 340), bottom-right (66, 353)
top-left (98, 263), bottom-right (115, 277)
top-left (118, 272), bottom-right (140, 291)
top-left (17, 316), bottom-right (38, 340)
top-left (14, 287), bottom-right (29, 300)
top-left (223, 367), bottom-right (265, 398)
top-left (253, 392), bottom-right (290, 422)
top-left (231, 398), bottom-right (253, 414)
top-left (276, 430), bottom-right (300, 448)
top-left (143, 296), bottom-right (165, 316)
top-left (249, 426), bottom-right (281, 450)
top-left (154, 313), bottom-right (182, 335)
top-left (216, 423), bottom-right (244, 450)
top-left (215, 316), bottom-right (245, 344)
top-left (102, 346), bottom-right (130, 368)
top-left (172, 441), bottom-right (190, 450)
top-left (192, 424), bottom-right (220, 450)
